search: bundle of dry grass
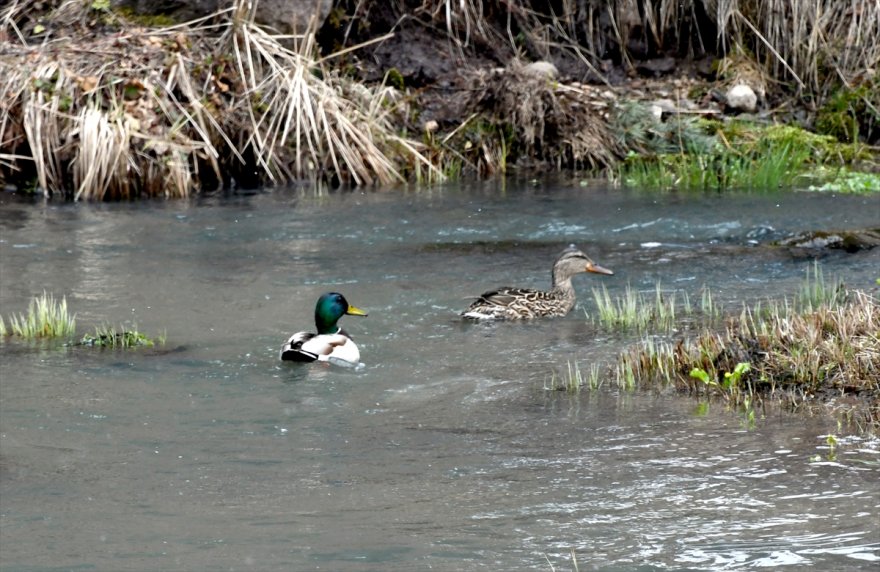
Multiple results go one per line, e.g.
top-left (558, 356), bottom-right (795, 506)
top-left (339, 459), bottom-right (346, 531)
top-left (467, 60), bottom-right (621, 170)
top-left (681, 291), bottom-right (878, 393)
top-left (222, 21), bottom-right (439, 186)
top-left (723, 0), bottom-right (880, 96)
top-left (0, 2), bottom-right (222, 198)
top-left (0, 0), bottom-right (436, 199)
top-left (427, 0), bottom-right (879, 95)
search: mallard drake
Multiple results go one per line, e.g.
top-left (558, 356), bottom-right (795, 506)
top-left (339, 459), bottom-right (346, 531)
top-left (280, 292), bottom-right (368, 366)
top-left (461, 245), bottom-right (613, 320)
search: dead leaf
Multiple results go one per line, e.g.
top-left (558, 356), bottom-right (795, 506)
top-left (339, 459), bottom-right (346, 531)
top-left (78, 75), bottom-right (99, 92)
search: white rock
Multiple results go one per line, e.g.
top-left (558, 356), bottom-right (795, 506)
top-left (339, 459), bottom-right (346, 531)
top-left (522, 61), bottom-right (558, 79)
top-left (650, 98), bottom-right (677, 120)
top-left (726, 84), bottom-right (757, 112)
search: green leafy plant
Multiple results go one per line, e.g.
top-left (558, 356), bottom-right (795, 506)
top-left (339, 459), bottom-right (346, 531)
top-left (808, 170), bottom-right (880, 194)
top-left (723, 362), bottom-right (751, 390)
top-left (691, 362), bottom-right (755, 425)
top-left (689, 366), bottom-right (714, 387)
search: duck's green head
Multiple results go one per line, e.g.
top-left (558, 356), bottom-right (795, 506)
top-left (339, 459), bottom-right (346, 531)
top-left (315, 292), bottom-right (368, 334)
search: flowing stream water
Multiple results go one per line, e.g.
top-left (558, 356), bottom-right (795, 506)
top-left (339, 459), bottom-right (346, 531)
top-left (1, 181), bottom-right (879, 571)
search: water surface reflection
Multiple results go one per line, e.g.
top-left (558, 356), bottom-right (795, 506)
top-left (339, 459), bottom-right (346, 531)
top-left (1, 182), bottom-right (878, 571)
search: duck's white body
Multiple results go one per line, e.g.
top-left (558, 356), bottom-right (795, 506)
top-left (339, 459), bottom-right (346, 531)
top-left (279, 330), bottom-right (361, 366)
top-left (280, 292), bottom-right (367, 367)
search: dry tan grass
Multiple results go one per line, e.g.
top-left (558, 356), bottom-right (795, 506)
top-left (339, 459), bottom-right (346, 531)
top-left (0, 0), bottom-right (436, 198)
top-left (429, 0), bottom-right (878, 94)
top-left (0, 5), bottom-right (221, 198)
top-left (227, 21), bottom-right (415, 185)
top-left (467, 60), bottom-right (621, 170)
top-left (3, 1), bottom-right (876, 194)
top-left (739, 290), bottom-right (879, 392)
top-left (715, 1), bottom-right (877, 96)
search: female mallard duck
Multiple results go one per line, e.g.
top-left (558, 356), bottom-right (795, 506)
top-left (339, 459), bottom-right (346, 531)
top-left (461, 245), bottom-right (613, 320)
top-left (280, 292), bottom-right (368, 366)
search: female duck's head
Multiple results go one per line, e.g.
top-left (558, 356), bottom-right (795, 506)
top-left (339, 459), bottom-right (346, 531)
top-left (315, 292), bottom-right (368, 334)
top-left (551, 244), bottom-right (613, 285)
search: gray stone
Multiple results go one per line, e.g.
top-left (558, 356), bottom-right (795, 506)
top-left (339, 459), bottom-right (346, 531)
top-left (776, 229), bottom-right (880, 253)
top-left (521, 61), bottom-right (558, 80)
top-left (725, 84), bottom-right (757, 112)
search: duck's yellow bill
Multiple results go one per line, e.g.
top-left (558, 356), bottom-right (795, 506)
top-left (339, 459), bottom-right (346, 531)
top-left (346, 305), bottom-right (368, 317)
top-left (586, 262), bottom-right (614, 275)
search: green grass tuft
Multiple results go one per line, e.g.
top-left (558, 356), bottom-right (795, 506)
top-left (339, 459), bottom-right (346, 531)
top-left (797, 260), bottom-right (846, 311)
top-left (1, 292), bottom-right (76, 339)
top-left (588, 284), bottom-right (717, 333)
top-left (81, 323), bottom-right (164, 348)
top-left (619, 140), bottom-right (810, 191)
top-left (546, 360), bottom-right (603, 393)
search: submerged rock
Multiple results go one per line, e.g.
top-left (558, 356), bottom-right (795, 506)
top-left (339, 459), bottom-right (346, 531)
top-left (776, 229), bottom-right (880, 253)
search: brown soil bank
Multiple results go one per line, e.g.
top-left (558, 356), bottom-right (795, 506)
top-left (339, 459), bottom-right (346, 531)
top-left (1, 0), bottom-right (878, 197)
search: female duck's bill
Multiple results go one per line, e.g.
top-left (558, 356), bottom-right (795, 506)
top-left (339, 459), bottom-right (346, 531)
top-left (280, 292), bottom-right (368, 366)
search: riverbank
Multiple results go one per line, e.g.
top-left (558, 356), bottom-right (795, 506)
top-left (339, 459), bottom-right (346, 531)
top-left (1, 0), bottom-right (878, 197)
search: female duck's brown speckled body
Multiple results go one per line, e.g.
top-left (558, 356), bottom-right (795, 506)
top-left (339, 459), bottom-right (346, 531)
top-left (461, 245), bottom-right (613, 320)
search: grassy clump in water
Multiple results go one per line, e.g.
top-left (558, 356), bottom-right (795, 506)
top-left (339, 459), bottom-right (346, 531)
top-left (797, 260), bottom-right (847, 311)
top-left (1, 293), bottom-right (165, 350)
top-left (0, 291), bottom-right (76, 339)
top-left (81, 324), bottom-right (165, 348)
top-left (610, 264), bottom-right (879, 429)
top-left (546, 361), bottom-right (602, 393)
top-left (588, 284), bottom-right (719, 333)
top-left (553, 284), bottom-right (719, 393)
